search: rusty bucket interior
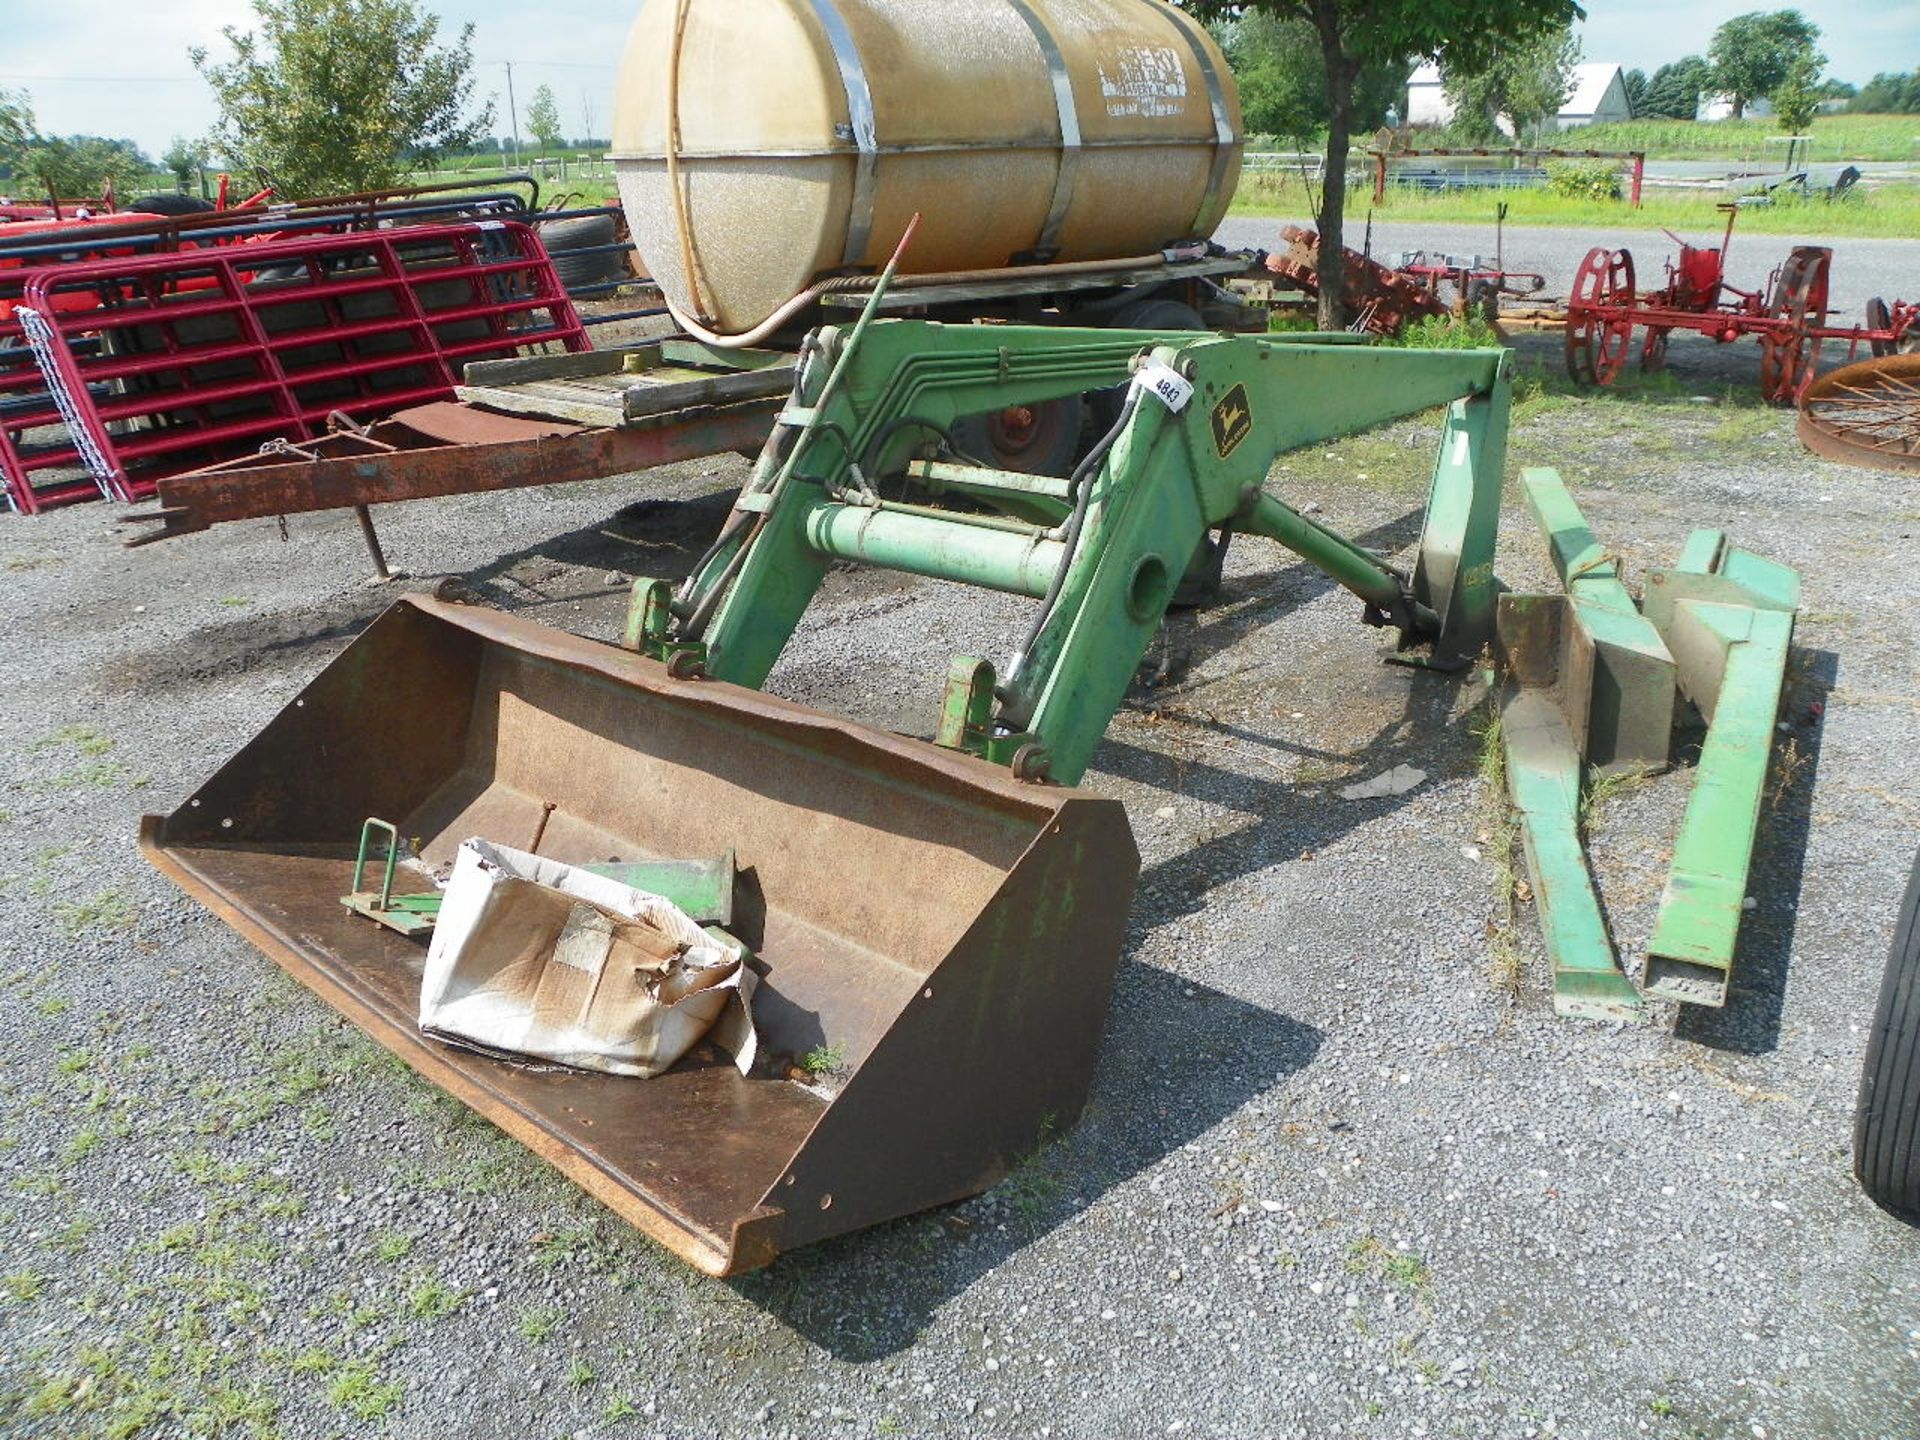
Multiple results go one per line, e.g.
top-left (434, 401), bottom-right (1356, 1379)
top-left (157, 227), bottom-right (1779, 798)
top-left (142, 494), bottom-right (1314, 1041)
top-left (143, 596), bottom-right (1138, 1275)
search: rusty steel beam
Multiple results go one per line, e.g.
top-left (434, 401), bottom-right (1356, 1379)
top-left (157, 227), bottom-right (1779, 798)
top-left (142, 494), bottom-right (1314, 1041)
top-left (122, 401), bottom-right (779, 544)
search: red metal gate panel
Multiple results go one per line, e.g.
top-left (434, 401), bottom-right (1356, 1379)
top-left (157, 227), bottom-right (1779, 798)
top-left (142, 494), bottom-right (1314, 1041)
top-left (6, 220), bottom-right (587, 511)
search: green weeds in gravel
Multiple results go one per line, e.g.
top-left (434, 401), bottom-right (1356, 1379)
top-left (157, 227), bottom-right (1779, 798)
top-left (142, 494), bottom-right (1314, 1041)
top-left (516, 1306), bottom-right (563, 1342)
top-left (1346, 1235), bottom-right (1432, 1293)
top-left (51, 889), bottom-right (138, 938)
top-left (604, 1394), bottom-right (641, 1421)
top-left (567, 1357), bottom-right (597, 1388)
top-left (1580, 769), bottom-right (1650, 824)
top-left (403, 1277), bottom-right (464, 1323)
top-left (1650, 1395), bottom-right (1676, 1417)
top-left (3, 1270), bottom-right (45, 1301)
top-left (29, 724), bottom-right (113, 756)
top-left (373, 1232), bottom-right (413, 1263)
top-left (327, 1360), bottom-right (403, 1420)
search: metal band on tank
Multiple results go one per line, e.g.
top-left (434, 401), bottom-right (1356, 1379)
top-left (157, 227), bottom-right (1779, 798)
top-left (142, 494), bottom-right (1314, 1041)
top-left (1162, 4), bottom-right (1237, 237)
top-left (805, 0), bottom-right (880, 266)
top-left (1005, 0), bottom-right (1082, 257)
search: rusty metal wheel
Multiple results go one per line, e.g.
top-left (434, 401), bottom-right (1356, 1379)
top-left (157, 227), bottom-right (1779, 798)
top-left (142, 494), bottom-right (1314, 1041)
top-left (1797, 353), bottom-right (1920, 473)
top-left (1565, 246), bottom-right (1635, 387)
top-left (1863, 298), bottom-right (1920, 359)
top-left (1760, 248), bottom-right (1831, 404)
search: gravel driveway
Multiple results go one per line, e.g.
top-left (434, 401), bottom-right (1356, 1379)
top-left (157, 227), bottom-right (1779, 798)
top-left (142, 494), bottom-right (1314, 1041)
top-left (2, 228), bottom-right (1917, 1440)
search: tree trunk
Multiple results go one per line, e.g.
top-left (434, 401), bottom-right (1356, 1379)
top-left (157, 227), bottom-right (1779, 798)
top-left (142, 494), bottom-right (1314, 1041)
top-left (1731, 95), bottom-right (1746, 119)
top-left (1310, 4), bottom-right (1355, 330)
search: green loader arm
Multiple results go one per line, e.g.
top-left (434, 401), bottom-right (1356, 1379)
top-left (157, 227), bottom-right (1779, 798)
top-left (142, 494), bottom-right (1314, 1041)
top-left (648, 320), bottom-right (1512, 786)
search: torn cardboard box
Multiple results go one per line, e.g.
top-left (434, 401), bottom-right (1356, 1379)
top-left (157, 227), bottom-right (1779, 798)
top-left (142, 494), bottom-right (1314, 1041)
top-left (419, 839), bottom-right (757, 1078)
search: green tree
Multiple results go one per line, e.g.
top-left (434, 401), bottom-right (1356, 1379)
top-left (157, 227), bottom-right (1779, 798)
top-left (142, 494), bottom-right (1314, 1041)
top-left (191, 0), bottom-right (495, 197)
top-left (1707, 10), bottom-right (1820, 119)
top-left (1183, 0), bottom-right (1584, 326)
top-left (1850, 70), bottom-right (1920, 114)
top-left (1769, 51), bottom-right (1825, 134)
top-left (1640, 56), bottom-right (1711, 119)
top-left (1441, 21), bottom-right (1580, 142)
top-left (20, 137), bottom-right (151, 203)
top-left (526, 84), bottom-right (564, 157)
top-left (1621, 68), bottom-right (1648, 117)
top-left (162, 135), bottom-right (209, 193)
top-left (0, 88), bottom-right (32, 175)
top-left (1218, 12), bottom-right (1406, 144)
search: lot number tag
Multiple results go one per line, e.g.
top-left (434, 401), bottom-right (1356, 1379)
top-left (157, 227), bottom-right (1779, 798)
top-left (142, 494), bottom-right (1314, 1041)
top-left (1133, 362), bottom-right (1194, 413)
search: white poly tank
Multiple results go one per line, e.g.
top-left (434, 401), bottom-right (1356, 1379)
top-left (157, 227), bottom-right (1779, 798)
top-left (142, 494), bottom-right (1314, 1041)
top-left (610, 0), bottom-right (1244, 334)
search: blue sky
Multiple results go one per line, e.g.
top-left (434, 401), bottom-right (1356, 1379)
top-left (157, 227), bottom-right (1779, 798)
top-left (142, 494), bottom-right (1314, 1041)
top-left (4, 1), bottom-right (1913, 160)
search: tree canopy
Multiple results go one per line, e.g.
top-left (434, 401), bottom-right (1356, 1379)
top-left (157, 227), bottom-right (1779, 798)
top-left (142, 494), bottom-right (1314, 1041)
top-left (1218, 12), bottom-right (1405, 142)
top-left (1441, 21), bottom-right (1581, 142)
top-left (526, 85), bottom-right (564, 156)
top-left (191, 0), bottom-right (494, 197)
top-left (1639, 56), bottom-right (1711, 119)
top-left (1183, 0), bottom-right (1584, 326)
top-left (1707, 10), bottom-right (1821, 118)
top-left (1850, 70), bottom-right (1920, 114)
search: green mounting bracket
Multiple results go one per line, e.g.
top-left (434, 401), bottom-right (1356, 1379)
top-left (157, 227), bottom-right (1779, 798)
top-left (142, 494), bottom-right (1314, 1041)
top-left (1639, 532), bottom-right (1800, 1007)
top-left (626, 576), bottom-right (708, 673)
top-left (341, 817), bottom-right (441, 936)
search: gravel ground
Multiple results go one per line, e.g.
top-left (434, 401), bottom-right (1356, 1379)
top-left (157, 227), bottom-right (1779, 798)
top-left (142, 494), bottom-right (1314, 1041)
top-left (2, 236), bottom-right (1918, 1440)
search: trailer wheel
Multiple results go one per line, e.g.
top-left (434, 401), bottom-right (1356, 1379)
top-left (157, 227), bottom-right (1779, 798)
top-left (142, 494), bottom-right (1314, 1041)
top-left (1855, 847), bottom-right (1920, 1225)
top-left (951, 394), bottom-right (1086, 477)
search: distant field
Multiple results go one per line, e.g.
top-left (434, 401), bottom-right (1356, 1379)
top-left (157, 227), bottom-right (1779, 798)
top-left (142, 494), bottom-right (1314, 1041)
top-left (1558, 113), bottom-right (1920, 163)
top-left (1231, 170), bottom-right (1920, 239)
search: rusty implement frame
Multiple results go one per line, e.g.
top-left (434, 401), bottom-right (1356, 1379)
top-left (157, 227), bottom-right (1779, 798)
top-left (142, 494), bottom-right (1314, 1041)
top-left (121, 398), bottom-right (780, 545)
top-left (1497, 468), bottom-right (1675, 1021)
top-left (1639, 533), bottom-right (1800, 1007)
top-left (140, 597), bottom-right (1138, 1276)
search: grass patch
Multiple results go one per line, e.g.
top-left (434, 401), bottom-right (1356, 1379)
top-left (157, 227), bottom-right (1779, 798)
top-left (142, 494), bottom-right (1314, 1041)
top-left (1230, 170), bottom-right (1920, 239)
top-left (1346, 1235), bottom-right (1432, 1292)
top-left (328, 1360), bottom-right (403, 1420)
top-left (566, 1357), bottom-right (596, 1388)
top-left (372, 1232), bottom-right (413, 1263)
top-left (516, 1307), bottom-right (562, 1342)
top-left (403, 1277), bottom-right (464, 1322)
top-left (29, 725), bottom-right (113, 756)
top-left (51, 889), bottom-right (139, 938)
top-left (217, 596), bottom-right (252, 608)
top-left (4, 1270), bottom-right (45, 1302)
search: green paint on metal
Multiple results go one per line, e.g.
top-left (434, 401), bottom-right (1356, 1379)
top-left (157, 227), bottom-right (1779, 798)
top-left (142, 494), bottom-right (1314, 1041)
top-left (1516, 468), bottom-right (1675, 774)
top-left (594, 853), bottom-right (738, 927)
top-left (670, 320), bottom-right (1511, 785)
top-left (1501, 685), bottom-right (1643, 1022)
top-left (1643, 600), bottom-right (1795, 1007)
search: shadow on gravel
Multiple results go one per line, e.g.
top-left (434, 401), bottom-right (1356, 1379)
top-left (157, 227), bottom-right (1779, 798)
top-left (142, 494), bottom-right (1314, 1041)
top-left (1676, 645), bottom-right (1836, 1056)
top-left (1108, 663), bottom-right (1470, 932)
top-left (729, 961), bottom-right (1321, 1361)
top-left (111, 589), bottom-right (397, 695)
top-left (453, 489), bottom-right (739, 615)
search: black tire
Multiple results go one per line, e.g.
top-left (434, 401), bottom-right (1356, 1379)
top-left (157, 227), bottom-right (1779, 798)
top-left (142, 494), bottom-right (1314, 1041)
top-left (951, 393), bottom-right (1086, 478)
top-left (123, 193), bottom-right (216, 217)
top-left (1088, 296), bottom-right (1207, 436)
top-left (538, 213), bottom-right (624, 291)
top-left (1856, 848), bottom-right (1920, 1224)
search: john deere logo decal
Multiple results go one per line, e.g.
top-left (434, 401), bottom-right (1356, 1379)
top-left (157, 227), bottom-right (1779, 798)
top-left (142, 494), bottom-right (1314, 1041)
top-left (1211, 385), bottom-right (1253, 458)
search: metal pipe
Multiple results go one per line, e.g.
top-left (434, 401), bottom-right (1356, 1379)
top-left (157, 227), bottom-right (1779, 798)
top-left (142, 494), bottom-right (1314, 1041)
top-left (661, 249), bottom-right (1170, 349)
top-left (802, 501), bottom-right (1063, 598)
top-left (1242, 492), bottom-right (1405, 612)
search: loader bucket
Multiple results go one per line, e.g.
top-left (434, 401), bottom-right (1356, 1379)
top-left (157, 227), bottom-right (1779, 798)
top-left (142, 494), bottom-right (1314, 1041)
top-left (142, 597), bottom-right (1138, 1275)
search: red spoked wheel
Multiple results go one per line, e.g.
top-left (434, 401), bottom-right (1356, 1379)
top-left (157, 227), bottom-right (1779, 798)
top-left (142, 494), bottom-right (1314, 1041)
top-left (1760, 248), bottom-right (1831, 405)
top-left (1565, 246), bottom-right (1636, 387)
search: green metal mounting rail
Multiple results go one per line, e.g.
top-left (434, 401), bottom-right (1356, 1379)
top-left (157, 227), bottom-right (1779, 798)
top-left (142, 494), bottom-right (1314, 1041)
top-left (632, 319), bottom-right (1513, 786)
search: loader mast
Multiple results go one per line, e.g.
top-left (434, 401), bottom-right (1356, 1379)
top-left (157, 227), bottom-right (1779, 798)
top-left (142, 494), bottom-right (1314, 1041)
top-left (649, 321), bottom-right (1512, 784)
